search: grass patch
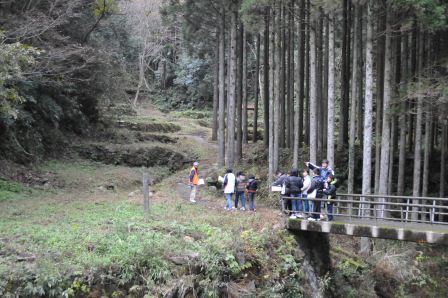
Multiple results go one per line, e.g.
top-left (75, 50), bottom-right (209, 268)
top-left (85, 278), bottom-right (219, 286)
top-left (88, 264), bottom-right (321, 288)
top-left (0, 179), bottom-right (45, 202)
top-left (0, 182), bottom-right (304, 297)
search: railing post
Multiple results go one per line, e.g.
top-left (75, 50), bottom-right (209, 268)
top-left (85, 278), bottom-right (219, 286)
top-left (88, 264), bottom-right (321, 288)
top-left (431, 200), bottom-right (435, 224)
top-left (405, 198), bottom-right (410, 222)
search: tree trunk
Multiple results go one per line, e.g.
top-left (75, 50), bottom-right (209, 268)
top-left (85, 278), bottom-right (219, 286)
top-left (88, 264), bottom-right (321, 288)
top-left (360, 0), bottom-right (374, 255)
top-left (212, 30), bottom-right (219, 141)
top-left (412, 28), bottom-right (424, 220)
top-left (299, 0), bottom-right (305, 148)
top-left (268, 8), bottom-right (275, 182)
top-left (309, 20), bottom-right (317, 165)
top-left (348, 4), bottom-right (360, 195)
top-left (218, 10), bottom-right (226, 167)
top-left (338, 0), bottom-right (350, 150)
top-left (279, 4), bottom-right (286, 149)
top-left (293, 0), bottom-right (305, 167)
top-left (388, 31), bottom-right (402, 195)
top-left (254, 34), bottom-right (261, 143)
top-left (133, 54), bottom-right (145, 107)
top-left (317, 9), bottom-right (324, 157)
top-left (397, 32), bottom-right (409, 195)
top-left (287, 1), bottom-right (295, 149)
top-left (236, 23), bottom-right (243, 161)
top-left (422, 111), bottom-right (432, 197)
top-left (226, 10), bottom-right (238, 169)
top-left (441, 122), bottom-right (447, 197)
top-left (356, 8), bottom-right (364, 144)
top-left (327, 12), bottom-right (335, 168)
top-left (242, 28), bottom-right (248, 145)
top-left (304, 0), bottom-right (310, 146)
top-left (263, 9), bottom-right (270, 148)
top-left (377, 7), bottom-right (393, 218)
top-left (273, 2), bottom-right (281, 172)
top-left (374, 0), bottom-right (386, 194)
top-left (388, 115), bottom-right (397, 195)
top-left (322, 15), bottom-right (329, 153)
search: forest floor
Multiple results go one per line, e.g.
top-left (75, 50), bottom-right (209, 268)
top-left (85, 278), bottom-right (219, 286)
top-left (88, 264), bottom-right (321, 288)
top-left (1, 104), bottom-right (447, 297)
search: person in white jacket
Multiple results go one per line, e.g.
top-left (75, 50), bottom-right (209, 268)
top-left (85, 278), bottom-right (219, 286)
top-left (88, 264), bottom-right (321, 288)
top-left (300, 169), bottom-right (312, 218)
top-left (223, 169), bottom-right (236, 210)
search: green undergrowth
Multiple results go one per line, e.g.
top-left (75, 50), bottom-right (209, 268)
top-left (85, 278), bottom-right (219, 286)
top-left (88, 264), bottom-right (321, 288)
top-left (0, 183), bottom-right (305, 297)
top-left (0, 179), bottom-right (45, 202)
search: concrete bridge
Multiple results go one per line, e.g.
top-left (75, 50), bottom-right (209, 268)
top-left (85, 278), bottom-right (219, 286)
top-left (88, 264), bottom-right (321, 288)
top-left (282, 194), bottom-right (448, 245)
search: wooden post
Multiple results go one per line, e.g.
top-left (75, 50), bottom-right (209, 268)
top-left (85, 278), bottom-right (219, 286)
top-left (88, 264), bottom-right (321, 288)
top-left (143, 171), bottom-right (150, 220)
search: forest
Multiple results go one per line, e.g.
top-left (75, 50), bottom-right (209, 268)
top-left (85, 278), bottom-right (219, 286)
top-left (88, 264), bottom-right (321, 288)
top-left (173, 0), bottom-right (448, 198)
top-left (1, 0), bottom-right (448, 297)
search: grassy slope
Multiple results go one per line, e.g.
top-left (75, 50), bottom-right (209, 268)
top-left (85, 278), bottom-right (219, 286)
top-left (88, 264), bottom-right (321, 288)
top-left (0, 106), bottom-right (303, 297)
top-left (1, 104), bottom-right (447, 297)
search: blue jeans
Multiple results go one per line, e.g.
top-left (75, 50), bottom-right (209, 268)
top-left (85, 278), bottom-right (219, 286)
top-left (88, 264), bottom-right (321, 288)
top-left (301, 193), bottom-right (309, 212)
top-left (235, 191), bottom-right (246, 208)
top-left (248, 192), bottom-right (256, 210)
top-left (312, 197), bottom-right (322, 219)
top-left (290, 193), bottom-right (301, 212)
top-left (225, 193), bottom-right (233, 209)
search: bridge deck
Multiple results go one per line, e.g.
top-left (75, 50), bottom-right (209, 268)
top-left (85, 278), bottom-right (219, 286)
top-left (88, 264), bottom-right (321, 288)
top-left (287, 217), bottom-right (448, 245)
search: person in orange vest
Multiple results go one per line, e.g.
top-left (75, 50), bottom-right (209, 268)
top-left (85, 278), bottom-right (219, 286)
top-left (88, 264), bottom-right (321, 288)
top-left (189, 161), bottom-right (199, 202)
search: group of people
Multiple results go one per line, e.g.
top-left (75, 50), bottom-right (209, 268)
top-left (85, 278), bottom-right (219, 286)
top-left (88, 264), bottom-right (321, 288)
top-left (188, 162), bottom-right (258, 211)
top-left (222, 169), bottom-right (258, 211)
top-left (273, 159), bottom-right (336, 221)
top-left (188, 159), bottom-right (336, 220)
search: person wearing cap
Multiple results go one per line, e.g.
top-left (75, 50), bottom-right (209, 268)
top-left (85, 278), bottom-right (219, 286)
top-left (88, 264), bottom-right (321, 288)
top-left (189, 161), bottom-right (199, 202)
top-left (305, 159), bottom-right (335, 180)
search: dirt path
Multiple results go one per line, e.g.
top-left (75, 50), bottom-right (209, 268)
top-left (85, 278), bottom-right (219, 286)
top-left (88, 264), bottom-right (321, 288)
top-left (132, 105), bottom-right (286, 228)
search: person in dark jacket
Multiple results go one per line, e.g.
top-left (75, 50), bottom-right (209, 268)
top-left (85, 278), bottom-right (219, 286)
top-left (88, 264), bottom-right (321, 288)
top-left (323, 174), bottom-right (337, 221)
top-left (286, 168), bottom-right (304, 218)
top-left (307, 168), bottom-right (325, 220)
top-left (235, 171), bottom-right (247, 210)
top-left (272, 170), bottom-right (288, 186)
top-left (246, 174), bottom-right (258, 211)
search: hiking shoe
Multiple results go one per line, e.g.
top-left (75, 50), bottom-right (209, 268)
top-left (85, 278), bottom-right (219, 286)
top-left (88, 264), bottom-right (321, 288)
top-left (231, 207), bottom-right (236, 210)
top-left (289, 214), bottom-right (297, 219)
top-left (308, 217), bottom-right (316, 221)
top-left (190, 199), bottom-right (196, 203)
top-left (297, 213), bottom-right (304, 218)
top-left (240, 207), bottom-right (246, 211)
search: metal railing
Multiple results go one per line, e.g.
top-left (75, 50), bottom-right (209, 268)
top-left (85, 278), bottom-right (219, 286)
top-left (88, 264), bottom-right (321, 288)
top-left (281, 193), bottom-right (448, 225)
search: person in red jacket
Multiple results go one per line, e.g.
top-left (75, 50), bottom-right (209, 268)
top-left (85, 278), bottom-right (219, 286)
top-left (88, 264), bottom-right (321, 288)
top-left (189, 161), bottom-right (199, 202)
